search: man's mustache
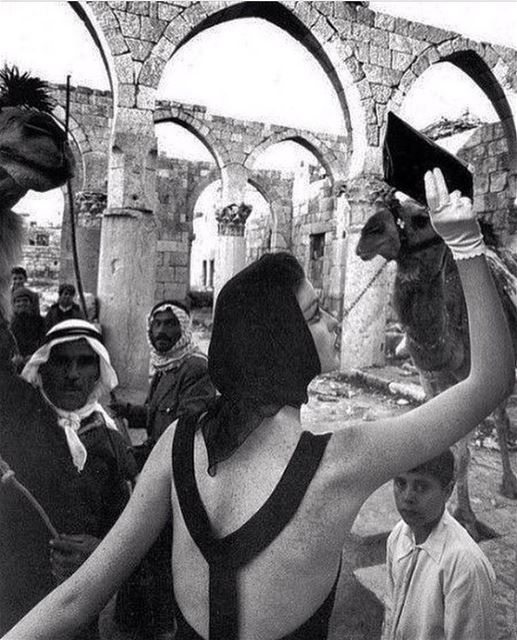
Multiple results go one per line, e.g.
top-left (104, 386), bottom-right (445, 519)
top-left (155, 334), bottom-right (172, 342)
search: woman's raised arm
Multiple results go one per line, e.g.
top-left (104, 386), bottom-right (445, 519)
top-left (339, 169), bottom-right (515, 495)
top-left (2, 424), bottom-right (176, 640)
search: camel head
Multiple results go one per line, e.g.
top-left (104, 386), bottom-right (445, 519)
top-left (356, 193), bottom-right (403, 261)
top-left (356, 193), bottom-right (442, 262)
top-left (0, 66), bottom-right (75, 196)
top-left (0, 66), bottom-right (75, 320)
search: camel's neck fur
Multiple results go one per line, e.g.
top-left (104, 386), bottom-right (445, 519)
top-left (393, 243), bottom-right (469, 380)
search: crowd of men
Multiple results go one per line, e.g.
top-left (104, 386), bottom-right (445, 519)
top-left (0, 265), bottom-right (499, 640)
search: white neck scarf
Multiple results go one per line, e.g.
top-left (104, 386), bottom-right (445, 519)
top-left (40, 390), bottom-right (118, 472)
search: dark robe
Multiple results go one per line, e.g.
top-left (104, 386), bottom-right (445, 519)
top-left (125, 353), bottom-right (216, 444)
top-left (44, 302), bottom-right (85, 333)
top-left (10, 311), bottom-right (45, 357)
top-left (0, 371), bottom-right (136, 636)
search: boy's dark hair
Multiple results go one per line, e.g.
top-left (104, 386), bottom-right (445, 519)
top-left (58, 283), bottom-right (76, 296)
top-left (11, 266), bottom-right (27, 279)
top-left (408, 449), bottom-right (455, 488)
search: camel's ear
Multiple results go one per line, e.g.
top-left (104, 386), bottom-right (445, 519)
top-left (383, 112), bottom-right (473, 205)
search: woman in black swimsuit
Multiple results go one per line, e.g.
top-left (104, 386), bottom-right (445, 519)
top-left (4, 170), bottom-right (514, 640)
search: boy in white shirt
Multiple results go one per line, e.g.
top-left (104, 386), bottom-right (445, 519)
top-left (382, 449), bottom-right (497, 640)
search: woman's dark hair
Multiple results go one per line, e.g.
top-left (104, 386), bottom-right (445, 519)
top-left (202, 252), bottom-right (320, 474)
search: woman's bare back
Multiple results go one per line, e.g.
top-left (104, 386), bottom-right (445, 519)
top-left (170, 411), bottom-right (364, 640)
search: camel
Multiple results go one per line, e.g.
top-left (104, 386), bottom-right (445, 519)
top-left (0, 66), bottom-right (74, 321)
top-left (355, 190), bottom-right (517, 542)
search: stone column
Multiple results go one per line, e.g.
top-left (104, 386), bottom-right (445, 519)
top-left (97, 110), bottom-right (158, 399)
top-left (214, 203), bottom-right (252, 302)
top-left (71, 191), bottom-right (106, 294)
top-left (338, 174), bottom-right (394, 371)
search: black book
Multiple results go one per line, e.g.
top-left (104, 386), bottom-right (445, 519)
top-left (383, 111), bottom-right (473, 205)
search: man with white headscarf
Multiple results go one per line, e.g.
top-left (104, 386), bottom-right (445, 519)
top-left (0, 319), bottom-right (136, 639)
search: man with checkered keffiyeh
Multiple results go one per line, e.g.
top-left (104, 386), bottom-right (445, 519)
top-left (111, 299), bottom-right (215, 457)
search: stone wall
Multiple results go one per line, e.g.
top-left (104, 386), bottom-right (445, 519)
top-left (154, 100), bottom-right (349, 179)
top-left (458, 123), bottom-right (515, 236)
top-left (48, 82), bottom-right (113, 195)
top-left (22, 225), bottom-right (61, 281)
top-left (48, 81), bottom-right (345, 303)
top-left (291, 163), bottom-right (339, 312)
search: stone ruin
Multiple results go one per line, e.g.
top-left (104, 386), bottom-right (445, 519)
top-left (18, 1), bottom-right (517, 394)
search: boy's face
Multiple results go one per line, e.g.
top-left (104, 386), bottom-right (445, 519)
top-left (59, 289), bottom-right (74, 308)
top-left (393, 471), bottom-right (453, 540)
top-left (12, 273), bottom-right (26, 289)
top-left (13, 296), bottom-right (31, 314)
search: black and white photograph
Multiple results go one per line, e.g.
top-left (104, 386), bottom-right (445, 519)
top-left (0, 1), bottom-right (516, 639)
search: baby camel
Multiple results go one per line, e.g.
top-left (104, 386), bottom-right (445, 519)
top-left (356, 192), bottom-right (517, 542)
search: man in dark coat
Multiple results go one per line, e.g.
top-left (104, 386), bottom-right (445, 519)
top-left (111, 300), bottom-right (216, 640)
top-left (44, 283), bottom-right (85, 332)
top-left (111, 299), bottom-right (215, 458)
top-left (0, 320), bottom-right (136, 639)
top-left (9, 286), bottom-right (45, 366)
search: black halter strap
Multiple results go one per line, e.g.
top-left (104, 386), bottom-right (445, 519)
top-left (390, 206), bottom-right (444, 255)
top-left (172, 416), bottom-right (331, 640)
top-left (403, 235), bottom-right (445, 255)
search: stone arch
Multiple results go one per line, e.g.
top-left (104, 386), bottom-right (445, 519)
top-left (247, 173), bottom-right (294, 253)
top-left (141, 1), bottom-right (365, 176)
top-left (243, 177), bottom-right (276, 259)
top-left (68, 2), bottom-right (117, 97)
top-left (391, 40), bottom-right (517, 161)
top-left (246, 176), bottom-right (274, 219)
top-left (186, 170), bottom-right (222, 225)
top-left (51, 106), bottom-right (89, 189)
top-left (153, 106), bottom-right (225, 168)
top-left (388, 40), bottom-right (517, 228)
top-left (444, 48), bottom-right (517, 162)
top-left (246, 131), bottom-right (342, 185)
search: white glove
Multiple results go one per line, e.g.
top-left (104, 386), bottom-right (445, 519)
top-left (424, 167), bottom-right (485, 260)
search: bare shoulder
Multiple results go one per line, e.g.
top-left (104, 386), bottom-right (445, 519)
top-left (319, 422), bottom-right (373, 496)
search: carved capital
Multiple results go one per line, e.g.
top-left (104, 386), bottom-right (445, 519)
top-left (75, 191), bottom-right (107, 227)
top-left (335, 174), bottom-right (392, 204)
top-left (335, 174), bottom-right (395, 227)
top-left (215, 202), bottom-right (252, 236)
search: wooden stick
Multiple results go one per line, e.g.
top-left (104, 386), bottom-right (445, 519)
top-left (0, 454), bottom-right (59, 539)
